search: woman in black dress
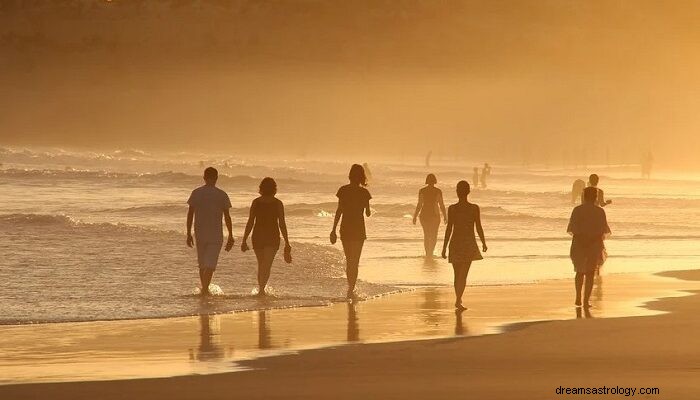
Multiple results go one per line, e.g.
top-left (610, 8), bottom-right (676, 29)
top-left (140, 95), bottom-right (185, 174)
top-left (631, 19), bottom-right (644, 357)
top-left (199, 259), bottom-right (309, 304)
top-left (330, 164), bottom-right (372, 299)
top-left (413, 173), bottom-right (446, 257)
top-left (441, 180), bottom-right (487, 310)
top-left (567, 186), bottom-right (610, 308)
top-left (241, 177), bottom-right (291, 295)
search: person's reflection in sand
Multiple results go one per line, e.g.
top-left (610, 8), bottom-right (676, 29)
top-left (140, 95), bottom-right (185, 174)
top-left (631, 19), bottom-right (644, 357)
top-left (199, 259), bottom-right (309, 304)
top-left (347, 302), bottom-right (360, 342)
top-left (576, 307), bottom-right (594, 319)
top-left (421, 287), bottom-right (442, 327)
top-left (194, 314), bottom-right (224, 361)
top-left (257, 311), bottom-right (273, 349)
top-left (455, 309), bottom-right (468, 336)
top-left (594, 275), bottom-right (604, 305)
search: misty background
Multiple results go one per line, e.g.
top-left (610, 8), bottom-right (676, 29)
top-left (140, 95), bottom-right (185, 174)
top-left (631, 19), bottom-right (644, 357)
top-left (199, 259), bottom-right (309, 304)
top-left (1, 0), bottom-right (699, 167)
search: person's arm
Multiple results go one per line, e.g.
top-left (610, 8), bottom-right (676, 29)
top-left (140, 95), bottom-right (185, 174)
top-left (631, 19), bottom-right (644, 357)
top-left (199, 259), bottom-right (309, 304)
top-left (567, 208), bottom-right (577, 237)
top-left (441, 207), bottom-right (453, 259)
top-left (224, 208), bottom-right (234, 251)
top-left (413, 190), bottom-right (423, 225)
top-left (241, 200), bottom-right (256, 251)
top-left (365, 191), bottom-right (372, 217)
top-left (475, 205), bottom-right (487, 252)
top-left (330, 197), bottom-right (342, 244)
top-left (600, 189), bottom-right (612, 206)
top-left (438, 190), bottom-right (447, 224)
top-left (186, 205), bottom-right (195, 247)
top-left (278, 200), bottom-right (290, 249)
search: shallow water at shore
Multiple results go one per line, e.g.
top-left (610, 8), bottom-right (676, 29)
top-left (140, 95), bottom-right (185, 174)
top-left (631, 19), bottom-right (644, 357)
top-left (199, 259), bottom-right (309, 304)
top-left (1, 272), bottom-right (698, 384)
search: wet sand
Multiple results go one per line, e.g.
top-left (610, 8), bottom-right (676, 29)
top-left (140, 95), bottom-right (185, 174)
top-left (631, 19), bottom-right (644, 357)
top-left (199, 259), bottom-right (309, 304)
top-left (2, 270), bottom-right (700, 398)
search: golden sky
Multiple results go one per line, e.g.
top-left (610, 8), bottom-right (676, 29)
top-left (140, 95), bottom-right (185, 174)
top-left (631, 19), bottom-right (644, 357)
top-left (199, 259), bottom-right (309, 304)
top-left (1, 1), bottom-right (699, 166)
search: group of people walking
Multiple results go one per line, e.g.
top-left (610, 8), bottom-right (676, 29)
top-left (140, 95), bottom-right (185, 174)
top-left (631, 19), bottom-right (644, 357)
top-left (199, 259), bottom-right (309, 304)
top-left (186, 164), bottom-right (609, 311)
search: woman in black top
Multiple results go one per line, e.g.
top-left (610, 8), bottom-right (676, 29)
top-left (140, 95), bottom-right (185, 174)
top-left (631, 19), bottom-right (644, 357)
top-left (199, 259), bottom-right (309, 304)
top-left (413, 173), bottom-right (447, 257)
top-left (442, 180), bottom-right (487, 310)
top-left (241, 177), bottom-right (290, 295)
top-left (330, 164), bottom-right (372, 299)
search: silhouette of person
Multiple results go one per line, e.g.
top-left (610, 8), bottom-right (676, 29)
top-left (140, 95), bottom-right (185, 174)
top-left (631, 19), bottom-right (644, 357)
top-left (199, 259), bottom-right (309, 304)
top-left (480, 163), bottom-right (491, 189)
top-left (413, 174), bottom-right (447, 257)
top-left (571, 179), bottom-right (586, 205)
top-left (425, 150), bottom-right (432, 168)
top-left (568, 186), bottom-right (611, 308)
top-left (186, 167), bottom-right (234, 296)
top-left (581, 174), bottom-right (612, 207)
top-left (241, 178), bottom-right (291, 296)
top-left (257, 310), bottom-right (272, 349)
top-left (330, 164), bottom-right (372, 299)
top-left (472, 167), bottom-right (479, 189)
top-left (441, 181), bottom-right (487, 310)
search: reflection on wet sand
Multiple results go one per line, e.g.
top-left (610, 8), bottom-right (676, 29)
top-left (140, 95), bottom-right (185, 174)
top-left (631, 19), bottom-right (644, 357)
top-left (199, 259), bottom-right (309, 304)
top-left (1, 273), bottom-right (691, 384)
top-left (347, 303), bottom-right (359, 342)
top-left (576, 307), bottom-right (594, 319)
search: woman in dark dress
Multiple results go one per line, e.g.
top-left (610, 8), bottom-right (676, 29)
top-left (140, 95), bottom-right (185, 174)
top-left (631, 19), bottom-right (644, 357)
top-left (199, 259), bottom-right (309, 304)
top-left (441, 180), bottom-right (487, 310)
top-left (413, 173), bottom-right (446, 257)
top-left (330, 164), bottom-right (372, 299)
top-left (241, 177), bottom-right (291, 295)
top-left (567, 186), bottom-right (610, 308)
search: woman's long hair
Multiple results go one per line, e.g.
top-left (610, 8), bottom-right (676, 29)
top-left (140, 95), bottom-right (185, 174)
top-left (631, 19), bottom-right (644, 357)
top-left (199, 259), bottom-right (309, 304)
top-left (349, 164), bottom-right (368, 186)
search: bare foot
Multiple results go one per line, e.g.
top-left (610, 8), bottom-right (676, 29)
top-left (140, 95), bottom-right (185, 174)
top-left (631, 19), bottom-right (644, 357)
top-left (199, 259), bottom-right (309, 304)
top-left (584, 303), bottom-right (593, 309)
top-left (575, 299), bottom-right (582, 307)
top-left (455, 303), bottom-right (467, 311)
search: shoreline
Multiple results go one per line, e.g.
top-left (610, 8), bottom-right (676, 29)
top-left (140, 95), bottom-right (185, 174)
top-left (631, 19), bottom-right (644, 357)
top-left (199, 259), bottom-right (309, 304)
top-left (1, 270), bottom-right (699, 388)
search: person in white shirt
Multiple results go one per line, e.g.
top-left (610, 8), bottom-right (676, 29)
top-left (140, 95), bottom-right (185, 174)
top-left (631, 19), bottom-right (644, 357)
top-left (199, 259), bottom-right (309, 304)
top-left (186, 167), bottom-right (234, 295)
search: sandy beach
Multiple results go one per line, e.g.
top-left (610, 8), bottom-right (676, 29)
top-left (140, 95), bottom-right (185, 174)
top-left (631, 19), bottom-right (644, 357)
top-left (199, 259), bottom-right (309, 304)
top-left (2, 269), bottom-right (699, 399)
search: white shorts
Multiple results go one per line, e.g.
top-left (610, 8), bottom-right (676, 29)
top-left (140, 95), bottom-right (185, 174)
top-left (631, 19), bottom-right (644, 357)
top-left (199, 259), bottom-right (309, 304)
top-left (196, 241), bottom-right (223, 270)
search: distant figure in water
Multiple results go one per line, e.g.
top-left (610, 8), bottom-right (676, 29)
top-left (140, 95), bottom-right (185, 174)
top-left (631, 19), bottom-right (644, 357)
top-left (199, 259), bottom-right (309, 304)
top-left (571, 179), bottom-right (586, 204)
top-left (472, 167), bottom-right (479, 188)
top-left (582, 174), bottom-right (612, 207)
top-left (442, 180), bottom-right (487, 310)
top-left (413, 173), bottom-right (447, 257)
top-left (567, 186), bottom-right (611, 308)
top-left (641, 151), bottom-right (654, 179)
top-left (186, 167), bottom-right (234, 296)
top-left (241, 177), bottom-right (291, 296)
top-left (480, 163), bottom-right (491, 189)
top-left (362, 162), bottom-right (373, 184)
top-left (331, 164), bottom-right (372, 299)
top-left (425, 150), bottom-right (432, 168)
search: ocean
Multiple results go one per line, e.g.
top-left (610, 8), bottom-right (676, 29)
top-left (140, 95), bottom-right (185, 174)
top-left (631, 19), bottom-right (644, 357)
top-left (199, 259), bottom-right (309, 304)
top-left (1, 147), bottom-right (699, 324)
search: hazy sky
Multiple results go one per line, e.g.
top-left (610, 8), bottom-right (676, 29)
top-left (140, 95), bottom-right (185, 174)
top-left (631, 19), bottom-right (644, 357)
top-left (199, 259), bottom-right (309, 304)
top-left (1, 0), bottom-right (699, 166)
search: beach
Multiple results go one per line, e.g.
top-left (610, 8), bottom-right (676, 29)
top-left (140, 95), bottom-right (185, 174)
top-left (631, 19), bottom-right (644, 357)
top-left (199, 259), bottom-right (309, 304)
top-left (1, 269), bottom-right (700, 399)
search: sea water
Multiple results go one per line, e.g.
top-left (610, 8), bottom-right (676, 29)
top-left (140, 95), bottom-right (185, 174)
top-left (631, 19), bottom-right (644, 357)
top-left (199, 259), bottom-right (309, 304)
top-left (1, 147), bottom-right (698, 324)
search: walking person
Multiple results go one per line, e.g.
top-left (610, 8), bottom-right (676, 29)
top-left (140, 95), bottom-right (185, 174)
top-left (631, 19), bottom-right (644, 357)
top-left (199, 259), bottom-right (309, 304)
top-left (413, 173), bottom-right (447, 257)
top-left (582, 174), bottom-right (612, 207)
top-left (330, 164), bottom-right (372, 299)
top-left (186, 167), bottom-right (234, 296)
top-left (442, 180), bottom-right (487, 310)
top-left (567, 186), bottom-right (611, 308)
top-left (241, 177), bottom-right (291, 296)
top-left (472, 167), bottom-right (479, 188)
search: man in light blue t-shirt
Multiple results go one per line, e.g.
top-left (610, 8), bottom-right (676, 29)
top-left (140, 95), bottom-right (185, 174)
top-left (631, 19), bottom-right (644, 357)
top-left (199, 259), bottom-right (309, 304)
top-left (186, 167), bottom-right (234, 295)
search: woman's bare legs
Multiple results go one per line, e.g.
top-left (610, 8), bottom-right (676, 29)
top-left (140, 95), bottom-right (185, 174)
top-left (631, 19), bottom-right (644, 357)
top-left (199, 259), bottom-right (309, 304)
top-left (342, 240), bottom-right (365, 298)
top-left (254, 247), bottom-right (277, 295)
top-left (420, 218), bottom-right (440, 257)
top-left (575, 270), bottom-right (596, 307)
top-left (452, 261), bottom-right (472, 310)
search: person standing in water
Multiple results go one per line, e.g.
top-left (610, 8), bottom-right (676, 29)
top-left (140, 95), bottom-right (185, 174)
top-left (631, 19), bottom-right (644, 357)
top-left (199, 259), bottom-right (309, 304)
top-left (568, 186), bottom-right (611, 308)
top-left (480, 163), bottom-right (491, 189)
top-left (442, 180), bottom-right (487, 310)
top-left (186, 167), bottom-right (234, 296)
top-left (241, 178), bottom-right (291, 296)
top-left (571, 179), bottom-right (586, 205)
top-left (472, 167), bottom-right (479, 188)
top-left (413, 173), bottom-right (447, 257)
top-left (582, 174), bottom-right (612, 207)
top-left (330, 164), bottom-right (372, 299)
